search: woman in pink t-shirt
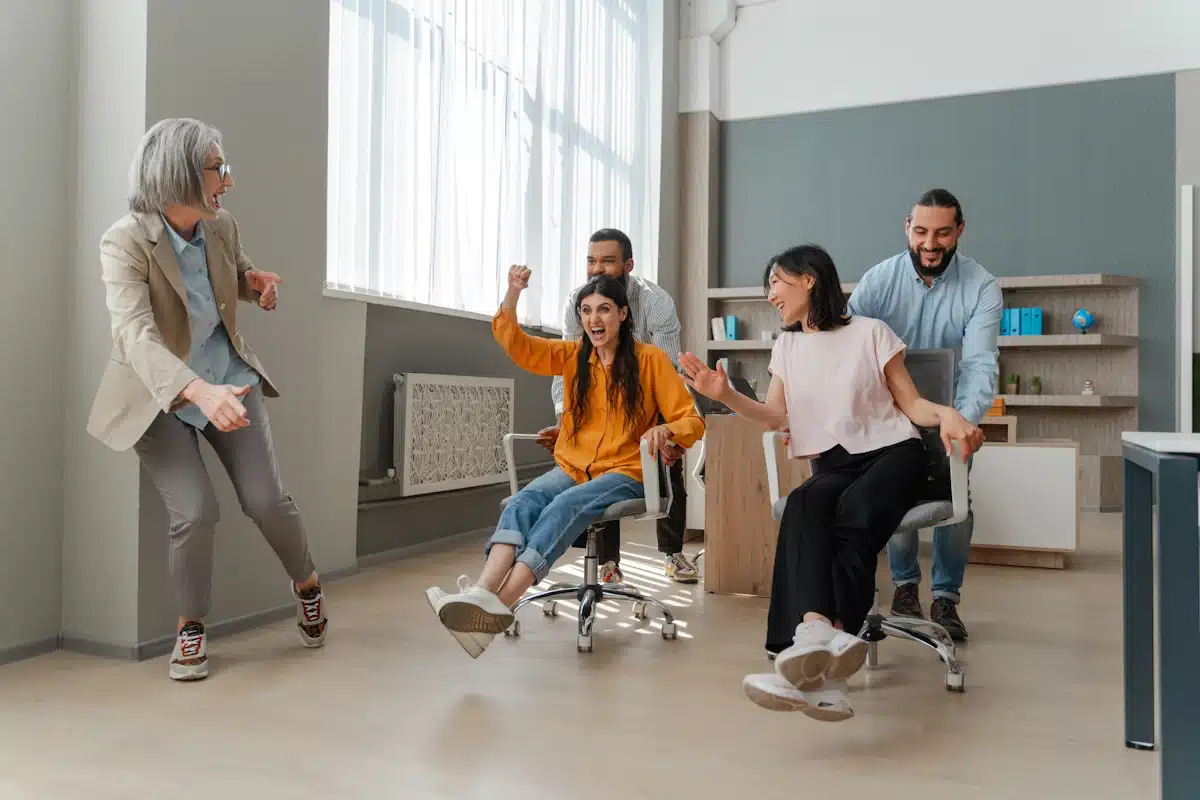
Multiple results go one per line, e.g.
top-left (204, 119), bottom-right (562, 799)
top-left (681, 244), bottom-right (983, 722)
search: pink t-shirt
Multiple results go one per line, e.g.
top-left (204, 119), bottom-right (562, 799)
top-left (769, 315), bottom-right (919, 459)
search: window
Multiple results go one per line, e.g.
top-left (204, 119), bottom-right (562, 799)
top-left (327, 0), bottom-right (661, 329)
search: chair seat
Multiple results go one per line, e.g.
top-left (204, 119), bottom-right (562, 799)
top-left (770, 498), bottom-right (953, 532)
top-left (500, 496), bottom-right (650, 522)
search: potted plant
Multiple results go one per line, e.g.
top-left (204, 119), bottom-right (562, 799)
top-left (1029, 376), bottom-right (1042, 395)
top-left (1005, 372), bottom-right (1020, 394)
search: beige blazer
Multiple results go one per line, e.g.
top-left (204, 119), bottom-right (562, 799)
top-left (87, 210), bottom-right (278, 452)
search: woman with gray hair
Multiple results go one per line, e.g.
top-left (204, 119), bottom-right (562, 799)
top-left (86, 117), bottom-right (328, 681)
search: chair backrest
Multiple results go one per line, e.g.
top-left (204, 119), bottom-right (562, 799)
top-left (905, 348), bottom-right (957, 408)
top-left (904, 348), bottom-right (959, 499)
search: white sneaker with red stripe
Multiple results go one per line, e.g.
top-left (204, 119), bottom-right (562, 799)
top-left (169, 621), bottom-right (208, 682)
top-left (294, 583), bottom-right (328, 648)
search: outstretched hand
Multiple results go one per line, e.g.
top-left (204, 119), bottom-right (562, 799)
top-left (678, 352), bottom-right (729, 401)
top-left (246, 269), bottom-right (282, 310)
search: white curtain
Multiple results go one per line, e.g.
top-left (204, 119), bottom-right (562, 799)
top-left (327, 0), bottom-right (659, 329)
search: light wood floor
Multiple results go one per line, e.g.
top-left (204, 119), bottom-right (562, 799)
top-left (0, 513), bottom-right (1157, 799)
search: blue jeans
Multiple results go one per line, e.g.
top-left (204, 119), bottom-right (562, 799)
top-left (486, 468), bottom-right (643, 582)
top-left (887, 458), bottom-right (973, 603)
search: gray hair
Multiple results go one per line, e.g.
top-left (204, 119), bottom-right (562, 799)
top-left (128, 118), bottom-right (223, 213)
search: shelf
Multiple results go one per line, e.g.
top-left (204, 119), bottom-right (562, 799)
top-left (708, 283), bottom-right (857, 300)
top-left (999, 334), bottom-right (1137, 348)
top-left (999, 274), bottom-right (1139, 290)
top-left (709, 274), bottom-right (1138, 301)
top-left (708, 340), bottom-right (773, 351)
top-left (1000, 394), bottom-right (1138, 408)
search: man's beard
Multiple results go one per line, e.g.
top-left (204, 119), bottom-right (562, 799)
top-left (908, 246), bottom-right (956, 278)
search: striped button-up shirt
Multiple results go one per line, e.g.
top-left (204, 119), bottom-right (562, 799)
top-left (551, 274), bottom-right (682, 416)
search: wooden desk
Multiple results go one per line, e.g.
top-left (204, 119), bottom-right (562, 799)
top-left (702, 414), bottom-right (810, 597)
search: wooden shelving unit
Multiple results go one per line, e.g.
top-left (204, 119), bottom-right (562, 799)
top-left (704, 273), bottom-right (1140, 512)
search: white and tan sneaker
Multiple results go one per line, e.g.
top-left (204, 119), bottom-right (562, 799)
top-left (742, 673), bottom-right (854, 722)
top-left (775, 620), bottom-right (869, 689)
top-left (169, 621), bottom-right (208, 682)
top-left (425, 586), bottom-right (494, 659)
top-left (664, 553), bottom-right (699, 583)
top-left (294, 583), bottom-right (328, 648)
top-left (437, 576), bottom-right (514, 634)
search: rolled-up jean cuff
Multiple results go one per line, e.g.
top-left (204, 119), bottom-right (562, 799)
top-left (515, 546), bottom-right (550, 582)
top-left (932, 590), bottom-right (961, 603)
top-left (485, 528), bottom-right (525, 555)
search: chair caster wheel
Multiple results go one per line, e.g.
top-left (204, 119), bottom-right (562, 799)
top-left (946, 672), bottom-right (965, 692)
top-left (661, 622), bottom-right (677, 640)
top-left (543, 601), bottom-right (558, 618)
top-left (577, 634), bottom-right (593, 653)
top-left (633, 601), bottom-right (648, 620)
top-left (505, 620), bottom-right (521, 637)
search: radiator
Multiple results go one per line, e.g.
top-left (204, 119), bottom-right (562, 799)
top-left (391, 373), bottom-right (516, 496)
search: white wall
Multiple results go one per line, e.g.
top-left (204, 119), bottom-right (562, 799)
top-left (722, 0), bottom-right (1200, 120)
top-left (0, 0), bottom-right (73, 656)
top-left (61, 0), bottom-right (149, 651)
top-left (138, 0), bottom-right (365, 642)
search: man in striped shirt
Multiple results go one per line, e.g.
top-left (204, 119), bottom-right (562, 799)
top-left (537, 228), bottom-right (698, 584)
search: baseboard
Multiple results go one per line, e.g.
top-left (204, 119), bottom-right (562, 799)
top-left (357, 526), bottom-right (491, 571)
top-left (0, 637), bottom-right (61, 666)
top-left (57, 563), bottom-right (362, 664)
top-left (1081, 504), bottom-right (1122, 513)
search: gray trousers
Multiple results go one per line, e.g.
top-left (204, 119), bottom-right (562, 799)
top-left (133, 387), bottom-right (316, 621)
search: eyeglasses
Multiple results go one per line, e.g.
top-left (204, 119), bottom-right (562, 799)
top-left (204, 163), bottom-right (233, 181)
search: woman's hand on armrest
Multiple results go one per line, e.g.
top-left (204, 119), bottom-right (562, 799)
top-left (883, 353), bottom-right (982, 462)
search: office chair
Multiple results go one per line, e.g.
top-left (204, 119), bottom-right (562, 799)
top-left (499, 435), bottom-right (680, 653)
top-left (761, 347), bottom-right (969, 692)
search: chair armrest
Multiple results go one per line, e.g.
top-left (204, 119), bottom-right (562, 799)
top-left (690, 438), bottom-right (706, 497)
top-left (945, 440), bottom-right (970, 526)
top-left (640, 438), bottom-right (662, 517)
top-left (762, 430), bottom-right (787, 508)
top-left (502, 433), bottom-right (539, 496)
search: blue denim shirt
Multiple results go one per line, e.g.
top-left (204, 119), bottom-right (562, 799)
top-left (162, 217), bottom-right (260, 430)
top-left (847, 252), bottom-right (1003, 424)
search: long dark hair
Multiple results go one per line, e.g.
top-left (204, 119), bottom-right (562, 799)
top-left (570, 276), bottom-right (644, 439)
top-left (763, 244), bottom-right (851, 333)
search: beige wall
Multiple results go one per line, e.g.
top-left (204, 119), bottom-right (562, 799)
top-left (0, 0), bottom-right (73, 658)
top-left (136, 0), bottom-right (365, 643)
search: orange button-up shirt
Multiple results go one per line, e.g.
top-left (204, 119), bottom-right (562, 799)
top-left (493, 307), bottom-right (704, 484)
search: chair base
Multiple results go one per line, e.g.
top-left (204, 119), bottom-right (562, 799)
top-left (504, 525), bottom-right (679, 653)
top-left (860, 594), bottom-right (965, 692)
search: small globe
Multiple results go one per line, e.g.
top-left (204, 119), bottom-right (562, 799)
top-left (1072, 308), bottom-right (1094, 333)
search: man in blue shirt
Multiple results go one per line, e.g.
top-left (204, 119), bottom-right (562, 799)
top-left (848, 189), bottom-right (1001, 641)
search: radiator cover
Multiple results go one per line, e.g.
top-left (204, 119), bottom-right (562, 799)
top-left (392, 373), bottom-right (515, 496)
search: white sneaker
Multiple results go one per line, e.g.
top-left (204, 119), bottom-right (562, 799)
top-left (169, 622), bottom-right (208, 682)
top-left (664, 553), bottom-right (699, 584)
top-left (425, 587), bottom-right (494, 659)
top-left (742, 673), bottom-right (854, 722)
top-left (825, 630), bottom-right (869, 682)
top-left (774, 619), bottom-right (837, 690)
top-left (437, 576), bottom-right (514, 634)
top-left (294, 583), bottom-right (328, 648)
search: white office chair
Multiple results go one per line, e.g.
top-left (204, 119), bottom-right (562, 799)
top-left (499, 435), bottom-right (679, 653)
top-left (763, 428), bottom-right (969, 692)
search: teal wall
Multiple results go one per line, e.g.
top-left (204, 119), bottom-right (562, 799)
top-left (720, 74), bottom-right (1176, 432)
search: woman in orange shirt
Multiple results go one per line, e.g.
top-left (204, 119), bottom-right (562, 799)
top-left (426, 265), bottom-right (705, 658)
